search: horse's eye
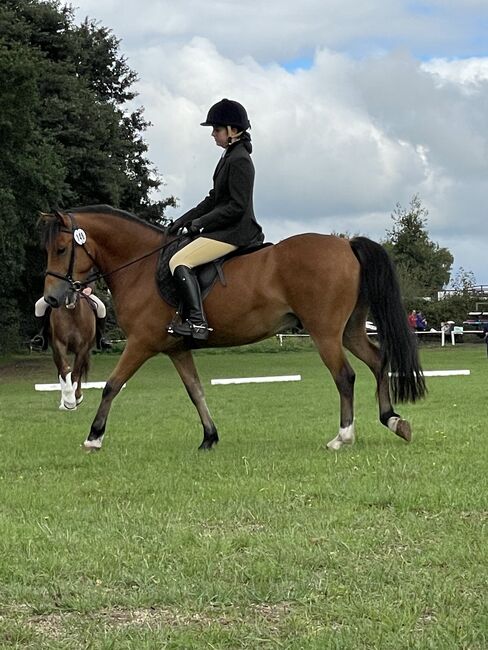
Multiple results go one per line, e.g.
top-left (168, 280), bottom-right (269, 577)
top-left (57, 247), bottom-right (66, 255)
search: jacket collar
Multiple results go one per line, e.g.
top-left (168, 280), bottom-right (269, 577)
top-left (213, 139), bottom-right (246, 177)
top-left (213, 142), bottom-right (237, 179)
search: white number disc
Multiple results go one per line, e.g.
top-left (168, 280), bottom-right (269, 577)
top-left (73, 228), bottom-right (87, 245)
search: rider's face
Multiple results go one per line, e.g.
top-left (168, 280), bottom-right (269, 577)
top-left (211, 125), bottom-right (228, 148)
top-left (211, 125), bottom-right (239, 148)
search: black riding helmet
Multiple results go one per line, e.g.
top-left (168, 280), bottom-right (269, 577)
top-left (201, 98), bottom-right (251, 130)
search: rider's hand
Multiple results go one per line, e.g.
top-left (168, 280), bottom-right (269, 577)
top-left (167, 219), bottom-right (184, 235)
top-left (178, 221), bottom-right (202, 236)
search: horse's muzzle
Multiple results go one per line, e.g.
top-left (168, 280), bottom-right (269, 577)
top-left (45, 294), bottom-right (61, 308)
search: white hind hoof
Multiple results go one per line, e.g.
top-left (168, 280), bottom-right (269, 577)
top-left (83, 436), bottom-right (104, 451)
top-left (76, 394), bottom-right (84, 406)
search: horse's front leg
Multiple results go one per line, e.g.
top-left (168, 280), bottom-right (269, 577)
top-left (71, 345), bottom-right (91, 407)
top-left (52, 344), bottom-right (77, 410)
top-left (169, 349), bottom-right (219, 450)
top-left (83, 340), bottom-right (154, 451)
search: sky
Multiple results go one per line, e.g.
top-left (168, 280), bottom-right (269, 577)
top-left (70, 0), bottom-right (488, 285)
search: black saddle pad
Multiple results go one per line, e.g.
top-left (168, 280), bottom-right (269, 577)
top-left (156, 238), bottom-right (272, 307)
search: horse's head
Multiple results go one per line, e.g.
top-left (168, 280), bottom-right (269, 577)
top-left (39, 210), bottom-right (95, 308)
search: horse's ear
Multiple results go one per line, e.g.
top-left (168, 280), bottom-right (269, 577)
top-left (38, 209), bottom-right (69, 229)
top-left (38, 211), bottom-right (56, 227)
top-left (53, 209), bottom-right (69, 227)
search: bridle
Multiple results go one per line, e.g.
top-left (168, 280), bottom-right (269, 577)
top-left (44, 212), bottom-right (179, 293)
top-left (44, 213), bottom-right (99, 292)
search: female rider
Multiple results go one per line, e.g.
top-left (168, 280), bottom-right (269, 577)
top-left (167, 98), bottom-right (264, 341)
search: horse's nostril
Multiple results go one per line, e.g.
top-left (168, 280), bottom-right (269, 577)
top-left (45, 295), bottom-right (59, 308)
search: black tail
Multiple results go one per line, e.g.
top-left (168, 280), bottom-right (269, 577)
top-left (350, 237), bottom-right (426, 403)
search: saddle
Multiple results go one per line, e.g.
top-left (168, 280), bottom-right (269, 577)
top-left (156, 237), bottom-right (272, 307)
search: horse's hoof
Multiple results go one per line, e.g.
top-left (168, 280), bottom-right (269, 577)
top-left (198, 441), bottom-right (215, 450)
top-left (326, 435), bottom-right (353, 451)
top-left (59, 402), bottom-right (77, 411)
top-left (76, 394), bottom-right (84, 406)
top-left (198, 437), bottom-right (219, 450)
top-left (395, 419), bottom-right (412, 442)
top-left (326, 437), bottom-right (344, 451)
top-left (83, 437), bottom-right (103, 451)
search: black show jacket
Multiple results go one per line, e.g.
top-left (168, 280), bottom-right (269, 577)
top-left (178, 139), bottom-right (264, 247)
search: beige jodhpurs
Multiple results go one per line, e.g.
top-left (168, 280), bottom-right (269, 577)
top-left (169, 237), bottom-right (237, 275)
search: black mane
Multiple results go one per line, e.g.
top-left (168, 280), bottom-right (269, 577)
top-left (40, 204), bottom-right (166, 249)
top-left (68, 204), bottom-right (166, 234)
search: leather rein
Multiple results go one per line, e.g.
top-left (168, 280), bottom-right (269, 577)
top-left (44, 213), bottom-right (177, 293)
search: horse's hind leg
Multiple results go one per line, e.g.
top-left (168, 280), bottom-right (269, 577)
top-left (308, 332), bottom-right (356, 450)
top-left (343, 323), bottom-right (412, 442)
top-left (169, 349), bottom-right (219, 450)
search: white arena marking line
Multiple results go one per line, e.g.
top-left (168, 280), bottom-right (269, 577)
top-left (211, 374), bottom-right (302, 386)
top-left (389, 370), bottom-right (470, 378)
top-left (35, 382), bottom-right (126, 391)
top-left (422, 370), bottom-right (470, 377)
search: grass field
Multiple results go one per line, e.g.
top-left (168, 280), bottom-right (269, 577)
top-left (0, 342), bottom-right (486, 649)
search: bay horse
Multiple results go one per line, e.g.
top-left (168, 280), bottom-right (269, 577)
top-left (39, 205), bottom-right (426, 451)
top-left (48, 289), bottom-right (96, 410)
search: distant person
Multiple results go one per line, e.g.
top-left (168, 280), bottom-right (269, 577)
top-left (440, 321), bottom-right (451, 345)
top-left (416, 311), bottom-right (427, 332)
top-left (441, 321), bottom-right (450, 334)
top-left (483, 323), bottom-right (488, 358)
top-left (408, 310), bottom-right (417, 330)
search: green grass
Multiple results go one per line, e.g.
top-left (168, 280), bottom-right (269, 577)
top-left (0, 344), bottom-right (486, 648)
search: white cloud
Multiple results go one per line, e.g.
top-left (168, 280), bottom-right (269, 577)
top-left (71, 1), bottom-right (488, 283)
top-left (72, 0), bottom-right (488, 60)
top-left (423, 56), bottom-right (488, 87)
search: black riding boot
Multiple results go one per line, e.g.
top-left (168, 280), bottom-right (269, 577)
top-left (167, 265), bottom-right (211, 341)
top-left (30, 310), bottom-right (51, 351)
top-left (96, 317), bottom-right (112, 350)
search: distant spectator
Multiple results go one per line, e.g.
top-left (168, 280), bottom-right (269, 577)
top-left (416, 311), bottom-right (427, 332)
top-left (441, 321), bottom-right (451, 335)
top-left (408, 310), bottom-right (417, 330)
top-left (440, 321), bottom-right (452, 344)
top-left (483, 323), bottom-right (488, 358)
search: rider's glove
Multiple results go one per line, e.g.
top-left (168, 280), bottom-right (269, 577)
top-left (179, 221), bottom-right (203, 236)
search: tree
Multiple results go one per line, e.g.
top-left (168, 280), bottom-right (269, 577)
top-left (0, 0), bottom-right (174, 351)
top-left (382, 195), bottom-right (453, 302)
top-left (0, 38), bottom-right (65, 349)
